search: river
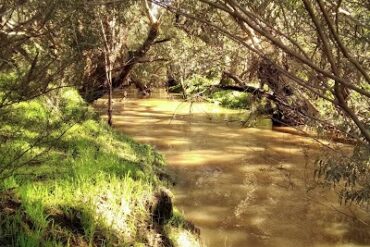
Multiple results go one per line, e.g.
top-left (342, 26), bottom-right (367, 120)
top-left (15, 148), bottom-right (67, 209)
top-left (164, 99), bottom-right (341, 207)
top-left (95, 90), bottom-right (370, 247)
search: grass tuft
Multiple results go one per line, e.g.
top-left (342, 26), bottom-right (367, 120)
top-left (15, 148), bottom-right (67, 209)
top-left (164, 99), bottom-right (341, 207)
top-left (0, 88), bottom-right (201, 247)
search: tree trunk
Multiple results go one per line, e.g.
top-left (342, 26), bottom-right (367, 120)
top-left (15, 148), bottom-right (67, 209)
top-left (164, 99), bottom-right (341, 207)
top-left (80, 23), bottom-right (160, 102)
top-left (219, 71), bottom-right (319, 126)
top-left (107, 83), bottom-right (113, 126)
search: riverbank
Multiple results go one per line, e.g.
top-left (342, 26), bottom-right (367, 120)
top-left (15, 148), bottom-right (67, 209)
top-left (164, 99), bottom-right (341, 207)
top-left (0, 89), bottom-right (201, 247)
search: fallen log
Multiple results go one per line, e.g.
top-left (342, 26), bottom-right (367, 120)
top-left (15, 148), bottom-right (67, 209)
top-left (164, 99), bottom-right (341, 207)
top-left (216, 72), bottom-right (319, 126)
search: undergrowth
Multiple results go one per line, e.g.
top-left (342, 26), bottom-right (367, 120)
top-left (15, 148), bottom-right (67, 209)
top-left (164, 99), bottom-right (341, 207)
top-left (183, 75), bottom-right (272, 114)
top-left (208, 90), bottom-right (252, 109)
top-left (0, 89), bottom-right (201, 247)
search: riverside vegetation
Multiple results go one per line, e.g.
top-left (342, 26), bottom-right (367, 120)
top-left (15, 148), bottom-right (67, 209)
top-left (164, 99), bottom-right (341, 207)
top-left (1, 0), bottom-right (369, 246)
top-left (0, 89), bottom-right (201, 247)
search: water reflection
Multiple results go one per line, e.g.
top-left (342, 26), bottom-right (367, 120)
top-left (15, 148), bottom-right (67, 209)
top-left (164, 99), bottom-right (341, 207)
top-left (95, 90), bottom-right (370, 247)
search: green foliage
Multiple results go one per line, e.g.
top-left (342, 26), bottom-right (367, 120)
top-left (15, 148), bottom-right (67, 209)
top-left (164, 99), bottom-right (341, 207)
top-left (208, 90), bottom-right (252, 109)
top-left (0, 88), bottom-right (89, 179)
top-left (1, 0), bottom-right (369, 245)
top-left (184, 75), bottom-right (218, 96)
top-left (315, 146), bottom-right (370, 205)
top-left (0, 89), bottom-right (194, 246)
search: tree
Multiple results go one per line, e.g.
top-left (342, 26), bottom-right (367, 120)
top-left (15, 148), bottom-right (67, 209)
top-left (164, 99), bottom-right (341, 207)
top-left (0, 0), bottom-right (86, 178)
top-left (151, 0), bottom-right (370, 144)
top-left (79, 0), bottom-right (166, 103)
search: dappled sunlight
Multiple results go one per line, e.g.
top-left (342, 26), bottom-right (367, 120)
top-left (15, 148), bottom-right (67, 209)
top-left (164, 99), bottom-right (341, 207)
top-left (93, 192), bottom-right (133, 240)
top-left (166, 150), bottom-right (244, 166)
top-left (115, 98), bottom-right (246, 116)
top-left (323, 222), bottom-right (348, 238)
top-left (182, 206), bottom-right (230, 225)
top-left (169, 228), bottom-right (202, 247)
top-left (94, 95), bottom-right (370, 247)
top-left (271, 146), bottom-right (305, 154)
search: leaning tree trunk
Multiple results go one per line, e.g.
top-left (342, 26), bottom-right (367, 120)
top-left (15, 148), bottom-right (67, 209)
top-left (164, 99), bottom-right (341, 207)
top-left (80, 23), bottom-right (160, 103)
top-left (219, 71), bottom-right (319, 126)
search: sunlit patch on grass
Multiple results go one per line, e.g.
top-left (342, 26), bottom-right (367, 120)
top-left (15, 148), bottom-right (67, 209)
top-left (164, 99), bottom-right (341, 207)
top-left (0, 89), bottom-right (198, 247)
top-left (169, 229), bottom-right (202, 247)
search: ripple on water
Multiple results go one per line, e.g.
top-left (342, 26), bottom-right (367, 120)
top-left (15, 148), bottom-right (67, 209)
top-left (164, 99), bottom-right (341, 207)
top-left (95, 93), bottom-right (370, 247)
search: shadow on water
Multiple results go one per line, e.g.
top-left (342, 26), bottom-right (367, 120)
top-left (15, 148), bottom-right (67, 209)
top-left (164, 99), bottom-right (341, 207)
top-left (95, 90), bottom-right (370, 247)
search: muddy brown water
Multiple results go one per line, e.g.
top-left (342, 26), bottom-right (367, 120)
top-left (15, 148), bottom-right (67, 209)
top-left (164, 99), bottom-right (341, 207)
top-left (95, 90), bottom-right (370, 247)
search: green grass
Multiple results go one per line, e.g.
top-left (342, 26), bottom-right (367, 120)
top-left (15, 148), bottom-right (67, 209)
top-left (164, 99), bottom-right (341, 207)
top-left (208, 90), bottom-right (253, 109)
top-left (0, 89), bottom-right (201, 247)
top-left (182, 74), bottom-right (261, 110)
